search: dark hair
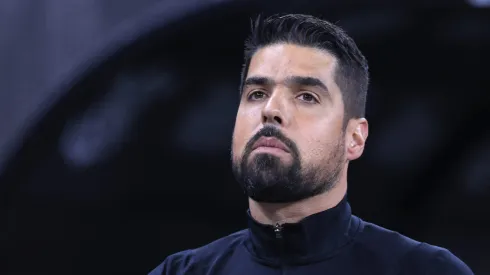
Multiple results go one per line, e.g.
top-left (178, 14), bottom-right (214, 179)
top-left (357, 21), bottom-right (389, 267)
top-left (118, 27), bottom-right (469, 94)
top-left (240, 14), bottom-right (369, 121)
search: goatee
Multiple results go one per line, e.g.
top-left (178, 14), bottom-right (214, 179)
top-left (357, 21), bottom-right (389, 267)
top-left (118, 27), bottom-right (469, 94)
top-left (231, 126), bottom-right (344, 203)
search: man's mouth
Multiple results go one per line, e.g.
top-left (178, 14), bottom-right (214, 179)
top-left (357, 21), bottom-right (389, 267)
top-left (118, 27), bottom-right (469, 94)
top-left (251, 137), bottom-right (290, 153)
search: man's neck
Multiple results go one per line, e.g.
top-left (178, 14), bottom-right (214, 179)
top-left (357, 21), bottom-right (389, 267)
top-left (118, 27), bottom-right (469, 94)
top-left (248, 182), bottom-right (347, 225)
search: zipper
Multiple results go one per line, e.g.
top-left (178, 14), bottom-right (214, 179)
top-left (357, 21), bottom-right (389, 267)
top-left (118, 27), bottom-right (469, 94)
top-left (274, 223), bottom-right (283, 239)
top-left (274, 223), bottom-right (285, 274)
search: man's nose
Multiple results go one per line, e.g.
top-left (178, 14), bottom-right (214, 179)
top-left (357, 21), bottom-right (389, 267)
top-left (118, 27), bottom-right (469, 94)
top-left (261, 93), bottom-right (289, 127)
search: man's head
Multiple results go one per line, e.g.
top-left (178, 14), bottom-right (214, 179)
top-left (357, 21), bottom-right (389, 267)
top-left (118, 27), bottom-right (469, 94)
top-left (231, 14), bottom-right (369, 203)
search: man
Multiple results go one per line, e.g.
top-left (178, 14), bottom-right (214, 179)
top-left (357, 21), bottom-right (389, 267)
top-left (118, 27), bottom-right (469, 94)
top-left (149, 14), bottom-right (473, 274)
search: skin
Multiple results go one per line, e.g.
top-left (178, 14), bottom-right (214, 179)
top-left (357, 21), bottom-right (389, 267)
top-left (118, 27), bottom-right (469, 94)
top-left (232, 43), bottom-right (369, 225)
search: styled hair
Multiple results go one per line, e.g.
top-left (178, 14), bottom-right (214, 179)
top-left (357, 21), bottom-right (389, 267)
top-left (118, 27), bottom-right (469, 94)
top-left (240, 14), bottom-right (369, 120)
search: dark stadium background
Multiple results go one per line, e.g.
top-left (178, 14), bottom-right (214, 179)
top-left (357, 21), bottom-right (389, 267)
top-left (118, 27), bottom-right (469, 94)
top-left (2, 0), bottom-right (489, 274)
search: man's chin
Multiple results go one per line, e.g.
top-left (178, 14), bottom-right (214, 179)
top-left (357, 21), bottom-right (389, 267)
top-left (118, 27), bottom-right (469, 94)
top-left (247, 187), bottom-right (308, 204)
top-left (248, 153), bottom-right (293, 169)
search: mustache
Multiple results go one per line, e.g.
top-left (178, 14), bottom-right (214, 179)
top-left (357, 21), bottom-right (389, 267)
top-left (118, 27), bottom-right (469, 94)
top-left (244, 126), bottom-right (298, 156)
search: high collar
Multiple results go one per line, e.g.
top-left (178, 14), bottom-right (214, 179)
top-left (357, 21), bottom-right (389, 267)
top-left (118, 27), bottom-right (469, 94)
top-left (244, 196), bottom-right (360, 265)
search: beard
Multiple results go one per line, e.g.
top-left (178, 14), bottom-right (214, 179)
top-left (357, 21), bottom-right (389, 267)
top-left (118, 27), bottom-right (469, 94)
top-left (231, 126), bottom-right (345, 203)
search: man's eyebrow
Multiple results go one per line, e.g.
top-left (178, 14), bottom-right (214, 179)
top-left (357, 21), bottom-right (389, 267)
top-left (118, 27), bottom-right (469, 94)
top-left (244, 76), bottom-right (328, 89)
top-left (243, 76), bottom-right (274, 87)
top-left (284, 76), bottom-right (329, 93)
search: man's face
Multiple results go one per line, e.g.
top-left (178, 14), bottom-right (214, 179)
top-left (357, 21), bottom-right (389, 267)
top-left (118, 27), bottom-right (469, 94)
top-left (231, 43), bottom-right (347, 203)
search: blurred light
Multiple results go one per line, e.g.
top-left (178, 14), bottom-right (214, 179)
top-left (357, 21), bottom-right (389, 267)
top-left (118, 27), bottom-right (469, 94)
top-left (467, 0), bottom-right (490, 7)
top-left (173, 81), bottom-right (238, 155)
top-left (59, 68), bottom-right (175, 167)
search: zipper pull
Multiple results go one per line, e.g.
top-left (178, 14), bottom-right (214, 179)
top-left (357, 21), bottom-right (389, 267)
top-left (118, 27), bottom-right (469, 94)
top-left (274, 223), bottom-right (283, 239)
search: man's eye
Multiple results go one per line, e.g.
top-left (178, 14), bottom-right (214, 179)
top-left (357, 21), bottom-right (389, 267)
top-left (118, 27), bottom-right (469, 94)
top-left (248, 91), bottom-right (266, 100)
top-left (298, 93), bottom-right (318, 103)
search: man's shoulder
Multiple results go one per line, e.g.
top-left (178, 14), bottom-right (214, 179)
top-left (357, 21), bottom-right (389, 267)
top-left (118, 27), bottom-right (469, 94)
top-left (403, 242), bottom-right (474, 274)
top-left (356, 218), bottom-right (473, 274)
top-left (356, 219), bottom-right (421, 253)
top-left (190, 228), bottom-right (248, 259)
top-left (148, 229), bottom-right (248, 275)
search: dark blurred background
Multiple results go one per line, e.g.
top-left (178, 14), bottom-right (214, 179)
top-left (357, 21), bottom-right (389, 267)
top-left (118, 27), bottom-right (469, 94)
top-left (2, 0), bottom-right (489, 274)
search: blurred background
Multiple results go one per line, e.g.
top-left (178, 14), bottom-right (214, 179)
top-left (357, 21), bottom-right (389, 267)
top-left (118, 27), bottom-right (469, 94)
top-left (2, 0), bottom-right (489, 274)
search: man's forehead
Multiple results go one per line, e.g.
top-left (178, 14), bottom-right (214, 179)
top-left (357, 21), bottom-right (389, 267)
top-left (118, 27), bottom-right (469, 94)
top-left (248, 44), bottom-right (337, 79)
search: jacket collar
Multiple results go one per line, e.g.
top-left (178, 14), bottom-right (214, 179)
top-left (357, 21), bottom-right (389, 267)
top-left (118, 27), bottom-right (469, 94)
top-left (245, 196), bottom-right (360, 265)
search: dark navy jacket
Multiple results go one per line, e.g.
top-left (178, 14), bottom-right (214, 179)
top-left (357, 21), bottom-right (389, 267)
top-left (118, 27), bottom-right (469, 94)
top-left (149, 198), bottom-right (473, 274)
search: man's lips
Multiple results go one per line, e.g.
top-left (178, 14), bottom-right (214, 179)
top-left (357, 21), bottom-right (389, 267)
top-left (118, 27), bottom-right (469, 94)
top-left (251, 137), bottom-right (290, 153)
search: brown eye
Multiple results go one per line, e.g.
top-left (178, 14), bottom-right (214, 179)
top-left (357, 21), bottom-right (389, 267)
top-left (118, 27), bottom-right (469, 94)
top-left (298, 93), bottom-right (318, 103)
top-left (248, 91), bottom-right (266, 101)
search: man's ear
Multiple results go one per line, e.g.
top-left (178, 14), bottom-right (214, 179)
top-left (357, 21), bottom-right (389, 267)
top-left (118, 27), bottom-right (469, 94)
top-left (346, 118), bottom-right (369, 161)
